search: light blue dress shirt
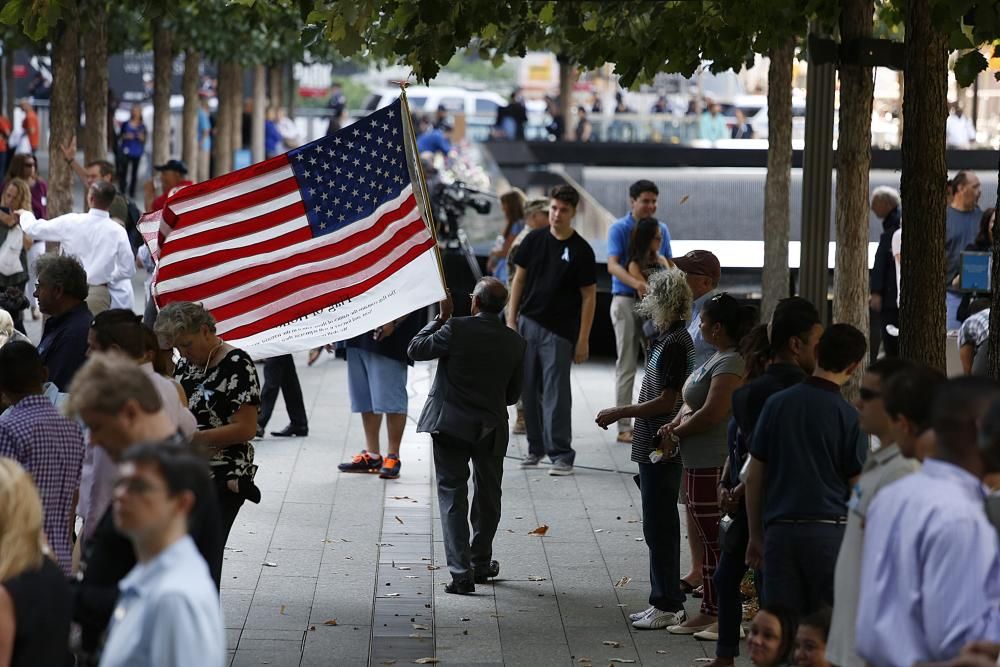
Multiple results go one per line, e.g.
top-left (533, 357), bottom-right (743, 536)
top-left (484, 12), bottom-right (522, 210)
top-left (856, 459), bottom-right (1000, 667)
top-left (99, 535), bottom-right (225, 667)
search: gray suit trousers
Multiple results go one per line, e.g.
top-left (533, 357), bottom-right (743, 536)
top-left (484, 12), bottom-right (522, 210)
top-left (432, 433), bottom-right (504, 581)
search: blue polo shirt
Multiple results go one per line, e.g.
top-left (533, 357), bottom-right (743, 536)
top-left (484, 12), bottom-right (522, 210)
top-left (37, 302), bottom-right (93, 392)
top-left (607, 212), bottom-right (673, 296)
top-left (749, 376), bottom-right (868, 526)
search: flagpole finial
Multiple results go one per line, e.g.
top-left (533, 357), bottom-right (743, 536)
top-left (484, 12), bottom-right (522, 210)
top-left (391, 78), bottom-right (411, 91)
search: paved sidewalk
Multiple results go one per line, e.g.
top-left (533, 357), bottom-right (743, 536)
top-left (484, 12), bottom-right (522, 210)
top-left (216, 352), bottom-right (753, 667)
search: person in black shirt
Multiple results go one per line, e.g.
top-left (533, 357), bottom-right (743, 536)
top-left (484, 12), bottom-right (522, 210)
top-left (868, 187), bottom-right (901, 359)
top-left (66, 355), bottom-right (224, 665)
top-left (508, 185), bottom-right (596, 475)
top-left (706, 297), bottom-right (822, 665)
top-left (745, 324), bottom-right (868, 617)
top-left (595, 268), bottom-right (695, 629)
top-left (34, 254), bottom-right (93, 391)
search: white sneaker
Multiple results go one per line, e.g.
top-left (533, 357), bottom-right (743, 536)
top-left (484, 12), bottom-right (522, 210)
top-left (548, 461), bottom-right (574, 476)
top-left (632, 608), bottom-right (686, 630)
top-left (628, 605), bottom-right (656, 622)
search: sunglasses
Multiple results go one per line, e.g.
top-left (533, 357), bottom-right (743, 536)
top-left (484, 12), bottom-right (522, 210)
top-left (859, 387), bottom-right (882, 401)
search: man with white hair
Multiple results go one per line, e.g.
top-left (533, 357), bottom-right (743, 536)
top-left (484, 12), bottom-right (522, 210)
top-left (869, 186), bottom-right (901, 358)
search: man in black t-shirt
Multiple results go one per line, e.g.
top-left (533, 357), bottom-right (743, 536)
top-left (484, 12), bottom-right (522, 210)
top-left (507, 184), bottom-right (597, 476)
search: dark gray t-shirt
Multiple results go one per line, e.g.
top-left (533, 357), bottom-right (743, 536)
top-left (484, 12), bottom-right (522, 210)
top-left (679, 349), bottom-right (744, 469)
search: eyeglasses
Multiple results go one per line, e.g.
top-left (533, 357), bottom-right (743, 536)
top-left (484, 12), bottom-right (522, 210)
top-left (858, 387), bottom-right (882, 401)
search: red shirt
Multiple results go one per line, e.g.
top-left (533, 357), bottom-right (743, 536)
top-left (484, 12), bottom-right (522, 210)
top-left (23, 110), bottom-right (39, 150)
top-left (151, 181), bottom-right (193, 211)
top-left (0, 116), bottom-right (10, 152)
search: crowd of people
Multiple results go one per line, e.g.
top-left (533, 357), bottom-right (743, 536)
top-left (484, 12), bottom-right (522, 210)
top-left (0, 86), bottom-right (996, 667)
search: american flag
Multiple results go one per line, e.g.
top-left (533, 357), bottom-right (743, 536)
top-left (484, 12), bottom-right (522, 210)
top-left (143, 98), bottom-right (441, 351)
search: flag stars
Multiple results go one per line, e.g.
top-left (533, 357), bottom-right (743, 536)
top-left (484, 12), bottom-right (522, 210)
top-left (376, 136), bottom-right (384, 145)
top-left (321, 162), bottom-right (330, 170)
top-left (303, 170), bottom-right (311, 178)
top-left (327, 179), bottom-right (336, 188)
top-left (308, 188), bottom-right (316, 196)
top-left (333, 197), bottom-right (341, 205)
top-left (351, 188), bottom-right (359, 197)
top-left (391, 127), bottom-right (398, 135)
top-left (327, 148), bottom-right (336, 157)
top-left (339, 214), bottom-right (346, 222)
top-left (320, 192), bottom-right (329, 201)
top-left (347, 141), bottom-right (354, 150)
top-left (353, 158), bottom-right (361, 167)
top-left (364, 132), bottom-right (372, 141)
top-left (382, 123), bottom-right (389, 132)
top-left (364, 162), bottom-right (372, 172)
top-left (334, 137), bottom-right (342, 145)
top-left (319, 221), bottom-right (327, 230)
top-left (314, 144), bottom-right (324, 153)
top-left (309, 157), bottom-right (317, 165)
top-left (346, 171), bottom-right (354, 180)
top-left (388, 109), bottom-right (395, 118)
top-left (295, 153), bottom-right (305, 161)
top-left (352, 128), bottom-right (360, 136)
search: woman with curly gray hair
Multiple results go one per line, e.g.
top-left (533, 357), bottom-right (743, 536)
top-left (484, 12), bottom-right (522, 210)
top-left (595, 268), bottom-right (696, 629)
top-left (154, 301), bottom-right (261, 543)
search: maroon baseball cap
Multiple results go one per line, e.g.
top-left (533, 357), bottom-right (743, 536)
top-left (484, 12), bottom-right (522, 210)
top-left (673, 250), bottom-right (721, 284)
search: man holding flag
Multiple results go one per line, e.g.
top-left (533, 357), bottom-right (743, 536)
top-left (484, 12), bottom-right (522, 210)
top-left (139, 96), bottom-right (447, 475)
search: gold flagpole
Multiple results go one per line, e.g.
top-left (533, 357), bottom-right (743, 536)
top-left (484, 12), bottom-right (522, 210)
top-left (396, 80), bottom-right (449, 290)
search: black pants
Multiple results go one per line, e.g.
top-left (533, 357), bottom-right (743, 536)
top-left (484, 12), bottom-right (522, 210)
top-left (714, 521), bottom-right (761, 658)
top-left (258, 354), bottom-right (308, 430)
top-left (432, 433), bottom-right (504, 582)
top-left (638, 460), bottom-right (685, 612)
top-left (880, 308), bottom-right (899, 356)
top-left (216, 482), bottom-right (246, 546)
top-left (119, 155), bottom-right (141, 198)
top-left (762, 521), bottom-right (844, 615)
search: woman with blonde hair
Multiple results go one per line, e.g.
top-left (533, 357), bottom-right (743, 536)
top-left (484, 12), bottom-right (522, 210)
top-left (0, 458), bottom-right (73, 666)
top-left (595, 268), bottom-right (696, 630)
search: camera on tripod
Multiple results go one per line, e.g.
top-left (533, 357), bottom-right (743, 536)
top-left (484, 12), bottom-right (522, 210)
top-left (431, 181), bottom-right (492, 240)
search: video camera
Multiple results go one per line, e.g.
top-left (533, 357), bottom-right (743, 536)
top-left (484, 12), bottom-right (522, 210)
top-left (430, 181), bottom-right (492, 240)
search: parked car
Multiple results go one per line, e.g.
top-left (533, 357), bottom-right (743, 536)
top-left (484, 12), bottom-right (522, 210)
top-left (363, 86), bottom-right (507, 117)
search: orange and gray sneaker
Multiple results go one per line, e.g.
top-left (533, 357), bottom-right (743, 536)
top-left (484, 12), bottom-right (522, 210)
top-left (378, 453), bottom-right (401, 479)
top-left (338, 450), bottom-right (383, 473)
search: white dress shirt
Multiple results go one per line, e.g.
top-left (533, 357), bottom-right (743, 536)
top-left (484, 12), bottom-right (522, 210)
top-left (23, 208), bottom-right (135, 306)
top-left (856, 459), bottom-right (1000, 667)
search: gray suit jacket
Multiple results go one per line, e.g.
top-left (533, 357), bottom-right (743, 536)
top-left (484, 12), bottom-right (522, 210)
top-left (408, 312), bottom-right (526, 455)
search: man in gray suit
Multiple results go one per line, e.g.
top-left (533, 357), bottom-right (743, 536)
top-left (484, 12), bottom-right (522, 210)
top-left (408, 278), bottom-right (526, 594)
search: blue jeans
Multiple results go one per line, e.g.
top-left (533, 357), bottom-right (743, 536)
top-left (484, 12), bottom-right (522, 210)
top-left (638, 461), bottom-right (685, 612)
top-left (762, 522), bottom-right (844, 616)
top-left (947, 291), bottom-right (963, 331)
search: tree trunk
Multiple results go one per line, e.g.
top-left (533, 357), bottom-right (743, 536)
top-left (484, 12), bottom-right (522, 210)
top-left (557, 55), bottom-right (575, 141)
top-left (48, 16), bottom-right (79, 218)
top-left (268, 65), bottom-right (283, 111)
top-left (286, 63), bottom-right (296, 116)
top-left (213, 62), bottom-right (234, 176)
top-left (833, 0), bottom-right (874, 397)
top-left (151, 18), bottom-right (173, 167)
top-left (231, 64), bottom-right (243, 154)
top-left (251, 64), bottom-right (265, 163)
top-left (899, 0), bottom-right (948, 370)
top-left (760, 40), bottom-right (795, 321)
top-left (81, 0), bottom-right (109, 162)
top-left (181, 49), bottom-right (200, 181)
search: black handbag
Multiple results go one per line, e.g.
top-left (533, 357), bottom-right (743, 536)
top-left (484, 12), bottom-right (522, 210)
top-left (718, 504), bottom-right (749, 554)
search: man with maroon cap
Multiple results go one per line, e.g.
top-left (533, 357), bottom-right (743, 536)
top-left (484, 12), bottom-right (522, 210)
top-left (673, 250), bottom-right (721, 367)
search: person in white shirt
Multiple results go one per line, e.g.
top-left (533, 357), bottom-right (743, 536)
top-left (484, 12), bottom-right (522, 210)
top-left (21, 180), bottom-right (134, 314)
top-left (946, 104), bottom-right (977, 149)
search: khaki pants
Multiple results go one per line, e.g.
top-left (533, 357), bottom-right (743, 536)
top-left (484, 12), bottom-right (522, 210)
top-left (86, 283), bottom-right (111, 316)
top-left (610, 295), bottom-right (644, 433)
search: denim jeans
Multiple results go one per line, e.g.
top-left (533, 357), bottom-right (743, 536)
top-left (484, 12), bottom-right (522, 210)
top-left (638, 460), bottom-right (685, 612)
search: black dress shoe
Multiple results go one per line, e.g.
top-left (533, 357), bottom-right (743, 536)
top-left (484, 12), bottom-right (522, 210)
top-left (444, 579), bottom-right (475, 595)
top-left (473, 560), bottom-right (500, 584)
top-left (271, 425), bottom-right (308, 437)
top-left (255, 425), bottom-right (265, 439)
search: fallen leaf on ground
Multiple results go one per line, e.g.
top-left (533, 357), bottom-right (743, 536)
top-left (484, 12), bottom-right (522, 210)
top-left (679, 194), bottom-right (690, 205)
top-left (694, 659), bottom-right (714, 663)
top-left (528, 524), bottom-right (549, 536)
top-left (594, 528), bottom-right (604, 533)
top-left (594, 605), bottom-right (604, 608)
top-left (527, 575), bottom-right (547, 581)
top-left (405, 575), bottom-right (419, 579)
top-left (634, 537), bottom-right (643, 542)
top-left (309, 625), bottom-right (316, 631)
top-left (614, 576), bottom-right (632, 588)
top-left (263, 562), bottom-right (278, 567)
top-left (397, 565), bottom-right (411, 570)
top-left (382, 662), bottom-right (397, 666)
top-left (395, 516), bottom-right (404, 524)
top-left (413, 624), bottom-right (430, 630)
top-left (413, 658), bottom-right (439, 664)
top-left (656, 650), bottom-right (667, 654)
top-left (460, 617), bottom-right (470, 621)
top-left (279, 605), bottom-right (287, 615)
top-left (344, 556), bottom-right (354, 560)
top-left (616, 604), bottom-right (627, 608)
top-left (409, 633), bottom-right (426, 639)
top-left (385, 593), bottom-right (400, 597)
top-left (627, 519), bottom-right (639, 524)
top-left (391, 496), bottom-right (412, 500)
top-left (603, 640), bottom-right (620, 648)
top-left (426, 565), bottom-right (440, 570)
top-left (515, 515), bottom-right (524, 519)
top-left (608, 660), bottom-right (636, 664)
top-left (377, 543), bottom-right (394, 547)
top-left (322, 619), bottom-right (338, 626)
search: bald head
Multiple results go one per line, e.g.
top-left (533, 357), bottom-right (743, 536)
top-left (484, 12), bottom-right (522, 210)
top-left (472, 277), bottom-right (508, 314)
